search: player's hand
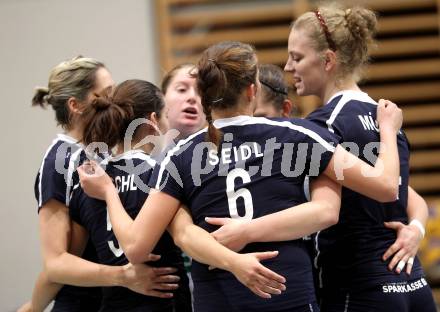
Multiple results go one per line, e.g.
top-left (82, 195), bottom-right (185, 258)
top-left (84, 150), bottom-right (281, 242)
top-left (78, 161), bottom-right (114, 200)
top-left (205, 217), bottom-right (249, 252)
top-left (377, 99), bottom-right (402, 134)
top-left (122, 253), bottom-right (180, 298)
top-left (16, 302), bottom-right (32, 312)
top-left (382, 221), bottom-right (422, 275)
top-left (229, 251), bottom-right (286, 299)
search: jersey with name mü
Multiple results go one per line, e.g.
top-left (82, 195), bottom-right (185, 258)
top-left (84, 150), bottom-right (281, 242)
top-left (151, 115), bottom-right (338, 311)
top-left (34, 133), bottom-right (101, 310)
top-left (69, 150), bottom-right (190, 312)
top-left (306, 90), bottom-right (423, 291)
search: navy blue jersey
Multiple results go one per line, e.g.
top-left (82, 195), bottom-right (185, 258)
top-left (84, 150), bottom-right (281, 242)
top-left (35, 134), bottom-right (86, 209)
top-left (69, 150), bottom-right (191, 312)
top-left (34, 134), bottom-right (101, 310)
top-left (151, 116), bottom-right (338, 311)
top-left (306, 90), bottom-right (423, 291)
top-left (321, 276), bottom-right (436, 312)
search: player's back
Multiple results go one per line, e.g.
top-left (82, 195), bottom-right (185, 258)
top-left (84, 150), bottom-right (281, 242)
top-left (70, 150), bottom-right (190, 312)
top-left (155, 115), bottom-right (337, 311)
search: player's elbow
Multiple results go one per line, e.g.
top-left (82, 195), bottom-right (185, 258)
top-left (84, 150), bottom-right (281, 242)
top-left (44, 260), bottom-right (55, 282)
top-left (44, 256), bottom-right (63, 283)
top-left (172, 226), bottom-right (190, 250)
top-left (124, 244), bottom-right (146, 264)
top-left (377, 180), bottom-right (399, 203)
top-left (320, 201), bottom-right (340, 228)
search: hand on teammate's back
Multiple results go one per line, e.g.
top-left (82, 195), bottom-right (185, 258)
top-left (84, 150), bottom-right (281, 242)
top-left (122, 254), bottom-right (180, 298)
top-left (382, 221), bottom-right (422, 275)
top-left (229, 251), bottom-right (286, 299)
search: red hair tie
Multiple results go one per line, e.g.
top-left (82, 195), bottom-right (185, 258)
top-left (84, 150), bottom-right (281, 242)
top-left (314, 10), bottom-right (337, 51)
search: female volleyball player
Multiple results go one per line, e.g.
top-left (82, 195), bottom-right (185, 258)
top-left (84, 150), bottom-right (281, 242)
top-left (25, 57), bottom-right (179, 312)
top-left (68, 79), bottom-right (191, 311)
top-left (286, 6), bottom-right (434, 311)
top-left (162, 63), bottom-right (206, 140)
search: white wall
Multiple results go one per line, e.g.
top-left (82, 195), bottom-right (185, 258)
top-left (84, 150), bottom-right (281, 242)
top-left (0, 0), bottom-right (158, 310)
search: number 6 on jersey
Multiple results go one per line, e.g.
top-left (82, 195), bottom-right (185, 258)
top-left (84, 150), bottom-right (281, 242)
top-left (226, 168), bottom-right (254, 221)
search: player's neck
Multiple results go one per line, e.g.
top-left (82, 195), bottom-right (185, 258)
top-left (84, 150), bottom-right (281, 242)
top-left (211, 97), bottom-right (253, 120)
top-left (322, 79), bottom-right (360, 104)
top-left (114, 140), bottom-right (153, 156)
top-left (65, 127), bottom-right (82, 142)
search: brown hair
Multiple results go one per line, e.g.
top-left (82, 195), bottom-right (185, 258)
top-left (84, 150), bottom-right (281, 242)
top-left (161, 63), bottom-right (196, 94)
top-left (32, 56), bottom-right (105, 129)
top-left (81, 79), bottom-right (165, 148)
top-left (195, 41), bottom-right (258, 146)
top-left (258, 64), bottom-right (289, 111)
top-left (293, 4), bottom-right (377, 81)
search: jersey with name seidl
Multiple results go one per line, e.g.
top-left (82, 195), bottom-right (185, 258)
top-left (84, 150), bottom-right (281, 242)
top-left (151, 115), bottom-right (338, 311)
top-left (306, 90), bottom-right (423, 291)
top-left (69, 150), bottom-right (191, 312)
top-left (34, 134), bottom-right (101, 311)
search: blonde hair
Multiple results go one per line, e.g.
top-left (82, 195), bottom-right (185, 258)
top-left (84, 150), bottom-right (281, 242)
top-left (32, 56), bottom-right (105, 129)
top-left (293, 3), bottom-right (377, 82)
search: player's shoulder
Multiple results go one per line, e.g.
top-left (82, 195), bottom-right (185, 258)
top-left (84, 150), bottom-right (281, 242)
top-left (338, 90), bottom-right (377, 113)
top-left (164, 127), bottom-right (208, 159)
top-left (110, 149), bottom-right (156, 167)
top-left (307, 91), bottom-right (377, 128)
top-left (268, 117), bottom-right (332, 136)
top-left (234, 115), bottom-right (321, 132)
top-left (42, 134), bottom-right (84, 163)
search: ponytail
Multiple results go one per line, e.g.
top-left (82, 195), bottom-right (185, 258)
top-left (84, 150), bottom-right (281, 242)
top-left (31, 87), bottom-right (50, 108)
top-left (81, 80), bottom-right (165, 150)
top-left (195, 41), bottom-right (257, 147)
top-left (81, 87), bottom-right (134, 148)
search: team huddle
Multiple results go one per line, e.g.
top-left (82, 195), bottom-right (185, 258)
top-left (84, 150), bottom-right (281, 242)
top-left (20, 4), bottom-right (436, 312)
